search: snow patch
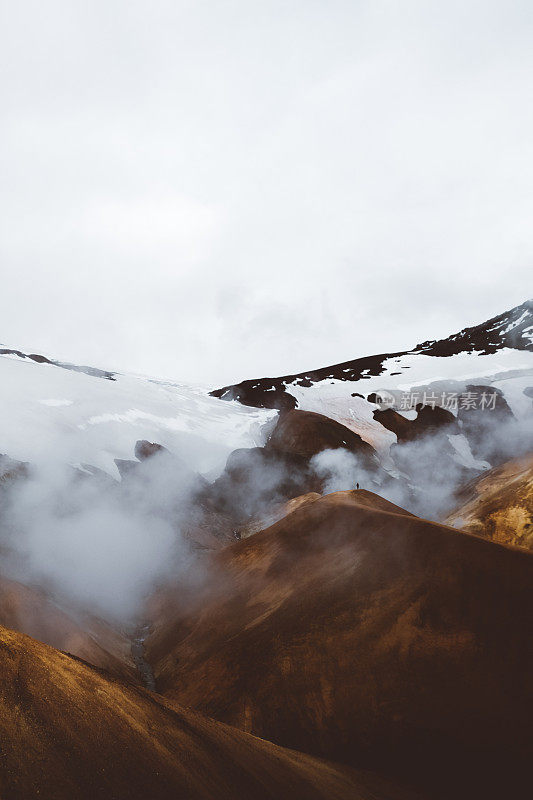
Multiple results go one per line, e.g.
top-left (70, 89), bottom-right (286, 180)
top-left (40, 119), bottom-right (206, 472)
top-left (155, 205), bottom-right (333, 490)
top-left (0, 354), bottom-right (275, 477)
top-left (447, 434), bottom-right (491, 471)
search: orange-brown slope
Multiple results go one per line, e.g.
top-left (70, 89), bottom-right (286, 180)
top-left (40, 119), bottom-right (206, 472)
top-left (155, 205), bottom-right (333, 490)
top-left (0, 576), bottom-right (136, 680)
top-left (0, 624), bottom-right (417, 800)
top-left (238, 489), bottom-right (414, 537)
top-left (239, 492), bottom-right (322, 538)
top-left (445, 453), bottom-right (533, 549)
top-left (146, 490), bottom-right (533, 800)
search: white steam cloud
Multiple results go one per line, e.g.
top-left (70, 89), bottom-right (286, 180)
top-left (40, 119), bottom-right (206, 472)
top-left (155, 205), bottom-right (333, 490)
top-left (1, 454), bottom-right (199, 622)
top-left (312, 410), bottom-right (533, 521)
top-left (1, 398), bottom-right (531, 625)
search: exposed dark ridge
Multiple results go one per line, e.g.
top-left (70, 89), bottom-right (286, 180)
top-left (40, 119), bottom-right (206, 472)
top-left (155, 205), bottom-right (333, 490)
top-left (373, 404), bottom-right (458, 444)
top-left (210, 380), bottom-right (299, 411)
top-left (415, 300), bottom-right (533, 356)
top-left (210, 350), bottom-right (406, 411)
top-left (0, 348), bottom-right (116, 380)
top-left (210, 301), bottom-right (533, 411)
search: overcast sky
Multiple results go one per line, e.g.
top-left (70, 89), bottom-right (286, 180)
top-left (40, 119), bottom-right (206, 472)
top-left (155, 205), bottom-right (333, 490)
top-left (1, 1), bottom-right (532, 386)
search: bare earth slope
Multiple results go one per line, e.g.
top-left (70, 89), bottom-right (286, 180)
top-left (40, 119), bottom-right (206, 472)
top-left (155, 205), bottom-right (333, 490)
top-left (0, 576), bottom-right (136, 680)
top-left (446, 453), bottom-right (533, 549)
top-left (0, 624), bottom-right (422, 800)
top-left (146, 490), bottom-right (533, 800)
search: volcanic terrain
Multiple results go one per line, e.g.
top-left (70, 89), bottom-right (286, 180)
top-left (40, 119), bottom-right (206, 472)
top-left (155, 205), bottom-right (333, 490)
top-left (145, 491), bottom-right (533, 800)
top-left (0, 301), bottom-right (532, 799)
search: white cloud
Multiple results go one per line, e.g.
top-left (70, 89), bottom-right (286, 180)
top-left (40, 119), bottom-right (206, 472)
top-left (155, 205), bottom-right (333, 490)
top-left (0, 1), bottom-right (531, 384)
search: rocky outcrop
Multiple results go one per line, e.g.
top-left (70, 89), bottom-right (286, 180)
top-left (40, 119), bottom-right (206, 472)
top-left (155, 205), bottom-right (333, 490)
top-left (203, 446), bottom-right (321, 525)
top-left (373, 404), bottom-right (458, 444)
top-left (266, 409), bottom-right (377, 462)
top-left (134, 439), bottom-right (170, 461)
top-left (202, 411), bottom-right (382, 525)
top-left (210, 380), bottom-right (298, 412)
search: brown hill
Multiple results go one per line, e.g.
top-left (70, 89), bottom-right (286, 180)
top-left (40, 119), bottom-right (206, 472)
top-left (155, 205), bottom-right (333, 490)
top-left (446, 453), bottom-right (533, 549)
top-left (0, 624), bottom-right (417, 800)
top-left (203, 408), bottom-right (383, 528)
top-left (239, 492), bottom-right (322, 538)
top-left (267, 409), bottom-right (377, 462)
top-left (146, 490), bottom-right (533, 800)
top-left (0, 576), bottom-right (136, 680)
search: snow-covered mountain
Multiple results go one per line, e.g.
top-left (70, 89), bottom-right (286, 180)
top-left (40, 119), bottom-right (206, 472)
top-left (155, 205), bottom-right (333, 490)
top-left (0, 347), bottom-right (275, 479)
top-left (1, 301), bottom-right (531, 478)
top-left (211, 301), bottom-right (533, 453)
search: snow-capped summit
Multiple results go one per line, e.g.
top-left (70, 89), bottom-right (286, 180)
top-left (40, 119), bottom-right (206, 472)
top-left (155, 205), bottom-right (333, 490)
top-left (415, 300), bottom-right (533, 356)
top-left (1, 302), bottom-right (531, 477)
top-left (211, 301), bottom-right (533, 452)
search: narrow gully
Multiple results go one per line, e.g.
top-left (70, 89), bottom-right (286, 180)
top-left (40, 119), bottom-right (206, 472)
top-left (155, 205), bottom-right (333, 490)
top-left (131, 623), bottom-right (156, 692)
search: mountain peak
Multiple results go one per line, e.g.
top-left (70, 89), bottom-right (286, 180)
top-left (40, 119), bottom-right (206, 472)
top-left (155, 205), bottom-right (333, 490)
top-left (210, 300), bottom-right (533, 412)
top-left (415, 300), bottom-right (533, 356)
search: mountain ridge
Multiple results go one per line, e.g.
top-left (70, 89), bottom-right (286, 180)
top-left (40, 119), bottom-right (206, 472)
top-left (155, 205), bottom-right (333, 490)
top-left (210, 300), bottom-right (533, 411)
